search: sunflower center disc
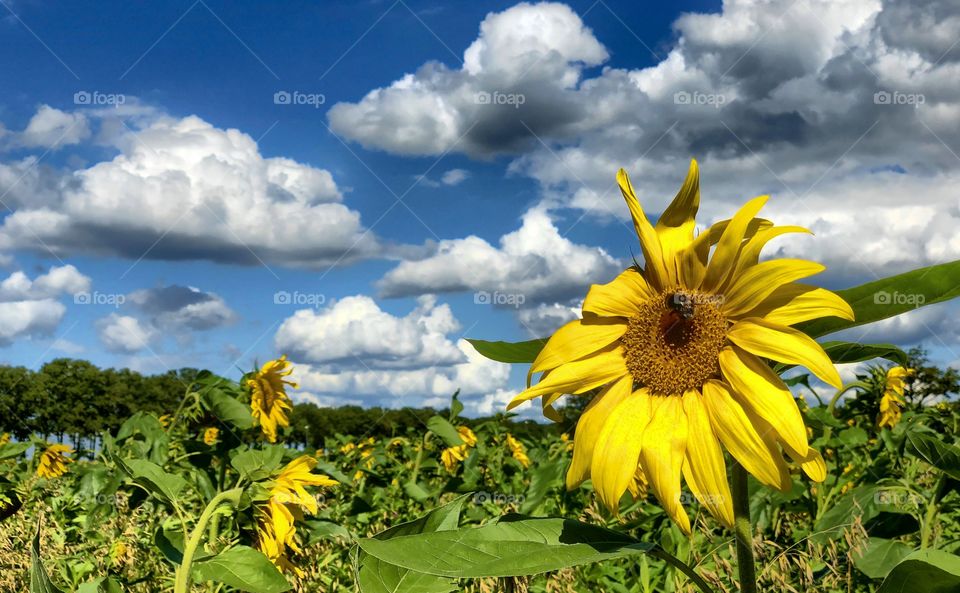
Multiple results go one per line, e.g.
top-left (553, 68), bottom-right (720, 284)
top-left (621, 289), bottom-right (728, 395)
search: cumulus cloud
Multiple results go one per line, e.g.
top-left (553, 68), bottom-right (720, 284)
top-left (516, 300), bottom-right (581, 336)
top-left (275, 295), bottom-right (464, 369)
top-left (0, 113), bottom-right (383, 267)
top-left (96, 314), bottom-right (158, 354)
top-left (331, 0), bottom-right (960, 281)
top-left (128, 284), bottom-right (236, 331)
top-left (277, 295), bottom-right (513, 408)
top-left (0, 265), bottom-right (90, 346)
top-left (378, 208), bottom-right (620, 303)
top-left (328, 2), bottom-right (607, 157)
top-left (15, 105), bottom-right (91, 149)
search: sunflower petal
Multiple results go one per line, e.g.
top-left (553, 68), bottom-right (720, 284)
top-left (639, 396), bottom-right (691, 534)
top-left (727, 318), bottom-right (842, 388)
top-left (718, 346), bottom-right (809, 456)
top-left (701, 195), bottom-right (769, 292)
top-left (721, 259), bottom-right (826, 318)
top-left (731, 225), bottom-right (811, 278)
top-left (702, 380), bottom-right (791, 491)
top-left (783, 444), bottom-right (827, 482)
top-left (681, 390), bottom-right (734, 528)
top-left (745, 283), bottom-right (854, 327)
top-left (656, 160), bottom-right (700, 280)
top-left (508, 348), bottom-right (628, 410)
top-left (567, 376), bottom-right (634, 489)
top-left (583, 268), bottom-right (657, 318)
top-left (617, 169), bottom-right (669, 290)
top-left (531, 318), bottom-right (628, 374)
top-left (591, 389), bottom-right (651, 513)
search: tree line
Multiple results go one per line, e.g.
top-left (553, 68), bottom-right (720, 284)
top-left (0, 358), bottom-right (563, 449)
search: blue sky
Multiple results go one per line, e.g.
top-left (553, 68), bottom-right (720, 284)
top-left (1, 0), bottom-right (959, 414)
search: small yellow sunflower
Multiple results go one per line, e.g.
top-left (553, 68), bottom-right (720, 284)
top-left (877, 366), bottom-right (914, 428)
top-left (0, 433), bottom-right (10, 446)
top-left (255, 455), bottom-right (337, 573)
top-left (201, 427), bottom-right (218, 445)
top-left (508, 160), bottom-right (853, 533)
top-left (457, 425), bottom-right (478, 447)
top-left (505, 434), bottom-right (530, 468)
top-left (36, 444), bottom-right (73, 479)
top-left (248, 356), bottom-right (297, 443)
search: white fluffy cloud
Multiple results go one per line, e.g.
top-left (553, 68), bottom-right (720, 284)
top-left (0, 265), bottom-right (91, 346)
top-left (0, 112), bottom-right (382, 267)
top-left (331, 0), bottom-right (960, 282)
top-left (277, 295), bottom-right (513, 407)
top-left (96, 314), bottom-right (158, 354)
top-left (128, 285), bottom-right (236, 331)
top-left (275, 295), bottom-right (464, 369)
top-left (15, 105), bottom-right (91, 149)
top-left (378, 208), bottom-right (620, 303)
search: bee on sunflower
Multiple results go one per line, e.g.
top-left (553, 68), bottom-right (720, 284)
top-left (508, 160), bottom-right (852, 533)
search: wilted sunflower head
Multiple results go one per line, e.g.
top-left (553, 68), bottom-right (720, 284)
top-left (36, 444), bottom-right (73, 479)
top-left (877, 366), bottom-right (913, 429)
top-left (248, 355), bottom-right (297, 443)
top-left (255, 455), bottom-right (337, 573)
top-left (508, 160), bottom-right (853, 533)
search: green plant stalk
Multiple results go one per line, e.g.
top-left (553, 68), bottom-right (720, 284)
top-left (648, 547), bottom-right (715, 593)
top-left (731, 462), bottom-right (757, 593)
top-left (920, 474), bottom-right (947, 549)
top-left (827, 381), bottom-right (869, 417)
top-left (173, 488), bottom-right (242, 593)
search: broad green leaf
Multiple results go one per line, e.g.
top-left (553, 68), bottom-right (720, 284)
top-left (520, 460), bottom-right (564, 514)
top-left (357, 495), bottom-right (470, 593)
top-left (117, 458), bottom-right (187, 504)
top-left (798, 260), bottom-right (960, 338)
top-left (403, 481), bottom-right (431, 502)
top-left (814, 485), bottom-right (920, 543)
top-left (192, 546), bottom-right (291, 593)
top-left (775, 342), bottom-right (908, 375)
top-left (449, 391), bottom-right (464, 421)
top-left (426, 416), bottom-right (466, 448)
top-left (202, 386), bottom-right (255, 430)
top-left (466, 339), bottom-right (547, 364)
top-left (231, 447), bottom-right (284, 482)
top-left (31, 522), bottom-right (64, 593)
top-left (0, 441), bottom-right (31, 460)
top-left (905, 431), bottom-right (960, 481)
top-left (877, 550), bottom-right (960, 593)
top-left (838, 426), bottom-right (869, 447)
top-left (853, 538), bottom-right (913, 579)
top-left (358, 516), bottom-right (653, 578)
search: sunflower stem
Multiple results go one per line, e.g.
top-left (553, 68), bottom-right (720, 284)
top-left (732, 462), bottom-right (757, 593)
top-left (173, 488), bottom-right (242, 593)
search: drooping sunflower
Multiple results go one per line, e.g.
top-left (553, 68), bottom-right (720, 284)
top-left (877, 366), bottom-right (914, 429)
top-left (36, 444), bottom-right (73, 479)
top-left (255, 455), bottom-right (337, 573)
top-left (248, 356), bottom-right (297, 443)
top-left (508, 160), bottom-right (853, 533)
top-left (505, 434), bottom-right (531, 468)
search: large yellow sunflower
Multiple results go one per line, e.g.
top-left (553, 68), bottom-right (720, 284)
top-left (508, 160), bottom-right (853, 533)
top-left (248, 356), bottom-right (297, 443)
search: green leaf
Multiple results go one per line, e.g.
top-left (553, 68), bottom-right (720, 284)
top-left (116, 457), bottom-right (187, 504)
top-left (853, 538), bottom-right (913, 579)
top-left (820, 342), bottom-right (909, 366)
top-left (202, 386), bottom-right (255, 430)
top-left (877, 550), bottom-right (960, 593)
top-left (403, 481), bottom-right (431, 502)
top-left (231, 447), bottom-right (284, 482)
top-left (466, 338), bottom-right (547, 364)
top-left (0, 441), bottom-right (31, 460)
top-left (905, 431), bottom-right (960, 481)
top-left (520, 461), bottom-right (564, 514)
top-left (358, 516), bottom-right (653, 578)
top-left (192, 546), bottom-right (291, 593)
top-left (356, 495), bottom-right (470, 593)
top-left (798, 260), bottom-right (960, 338)
top-left (31, 522), bottom-right (64, 593)
top-left (426, 416), bottom-right (466, 448)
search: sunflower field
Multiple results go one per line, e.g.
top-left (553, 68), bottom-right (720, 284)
top-left (4, 162), bottom-right (960, 593)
